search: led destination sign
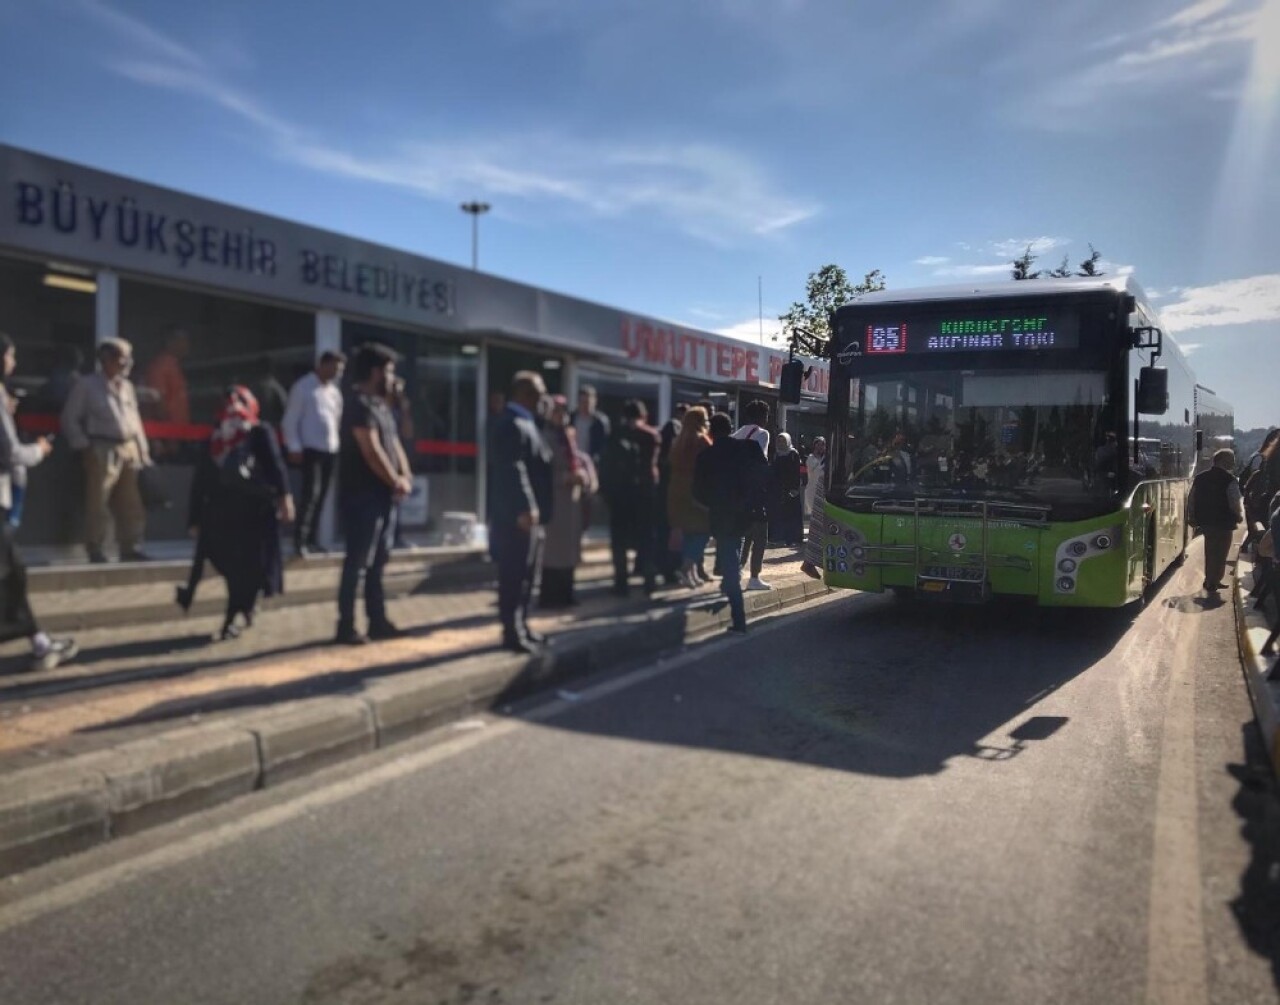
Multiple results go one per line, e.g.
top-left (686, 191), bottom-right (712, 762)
top-left (859, 312), bottom-right (1079, 356)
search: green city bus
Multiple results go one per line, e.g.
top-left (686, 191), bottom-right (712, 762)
top-left (814, 276), bottom-right (1230, 606)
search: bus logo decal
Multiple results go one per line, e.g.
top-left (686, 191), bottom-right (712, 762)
top-left (948, 533), bottom-right (967, 552)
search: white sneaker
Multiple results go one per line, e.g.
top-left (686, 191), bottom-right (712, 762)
top-left (31, 637), bottom-right (78, 672)
top-left (746, 577), bottom-right (772, 591)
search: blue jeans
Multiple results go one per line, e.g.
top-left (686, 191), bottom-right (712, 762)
top-left (338, 491), bottom-right (395, 629)
top-left (716, 535), bottom-right (746, 630)
top-left (681, 532), bottom-right (709, 567)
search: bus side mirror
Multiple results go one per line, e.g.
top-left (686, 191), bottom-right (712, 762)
top-left (1136, 367), bottom-right (1169, 415)
top-left (779, 360), bottom-right (804, 404)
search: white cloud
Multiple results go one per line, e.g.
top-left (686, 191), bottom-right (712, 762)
top-left (1160, 273), bottom-right (1280, 332)
top-left (914, 255), bottom-right (951, 266)
top-left (990, 236), bottom-right (1068, 259)
top-left (715, 318), bottom-right (785, 344)
top-left (83, 0), bottom-right (816, 245)
top-left (1008, 0), bottom-right (1263, 128)
top-left (932, 263), bottom-right (1013, 278)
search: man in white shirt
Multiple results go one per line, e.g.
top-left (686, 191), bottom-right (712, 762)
top-left (732, 399), bottom-right (772, 590)
top-left (282, 350), bottom-right (345, 557)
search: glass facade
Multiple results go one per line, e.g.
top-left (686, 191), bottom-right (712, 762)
top-left (0, 255), bottom-right (97, 547)
top-left (116, 278), bottom-right (316, 541)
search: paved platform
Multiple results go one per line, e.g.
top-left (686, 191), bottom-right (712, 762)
top-left (0, 548), bottom-right (813, 773)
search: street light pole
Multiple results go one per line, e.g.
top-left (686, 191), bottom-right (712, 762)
top-left (459, 201), bottom-right (490, 271)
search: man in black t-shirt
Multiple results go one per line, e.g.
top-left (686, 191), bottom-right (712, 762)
top-left (336, 343), bottom-right (412, 645)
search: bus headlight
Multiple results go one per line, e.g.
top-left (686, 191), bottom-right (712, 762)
top-left (1093, 534), bottom-right (1112, 550)
top-left (1068, 541), bottom-right (1088, 558)
top-left (852, 564), bottom-right (866, 577)
top-left (1058, 576), bottom-right (1076, 592)
top-left (852, 547), bottom-right (865, 560)
top-left (1058, 558), bottom-right (1077, 574)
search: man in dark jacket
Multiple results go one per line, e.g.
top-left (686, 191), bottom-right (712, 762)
top-left (694, 412), bottom-right (768, 634)
top-left (488, 371), bottom-right (553, 652)
top-left (600, 399), bottom-right (660, 596)
top-left (572, 384), bottom-right (611, 464)
top-left (1188, 447), bottom-right (1244, 593)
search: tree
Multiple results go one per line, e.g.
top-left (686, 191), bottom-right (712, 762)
top-left (777, 265), bottom-right (885, 357)
top-left (1047, 254), bottom-right (1074, 278)
top-left (1012, 242), bottom-right (1106, 279)
top-left (1077, 244), bottom-right (1104, 277)
top-left (1011, 245), bottom-right (1042, 280)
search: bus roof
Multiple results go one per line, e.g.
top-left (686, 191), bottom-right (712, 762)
top-left (849, 275), bottom-right (1150, 307)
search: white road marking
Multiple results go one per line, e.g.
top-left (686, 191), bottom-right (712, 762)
top-left (0, 591), bottom-right (843, 933)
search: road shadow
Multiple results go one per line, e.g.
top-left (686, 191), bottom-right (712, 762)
top-left (505, 590), bottom-right (1142, 779)
top-left (1228, 722), bottom-right (1280, 993)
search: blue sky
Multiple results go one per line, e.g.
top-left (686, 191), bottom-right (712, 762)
top-left (1, 0), bottom-right (1278, 425)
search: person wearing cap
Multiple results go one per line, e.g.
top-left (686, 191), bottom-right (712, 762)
top-left (282, 349), bottom-right (346, 557)
top-left (60, 337), bottom-right (152, 563)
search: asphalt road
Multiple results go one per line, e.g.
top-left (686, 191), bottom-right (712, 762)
top-left (2, 540), bottom-right (1278, 1004)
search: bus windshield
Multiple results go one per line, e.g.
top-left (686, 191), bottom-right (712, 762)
top-left (841, 368), bottom-right (1119, 515)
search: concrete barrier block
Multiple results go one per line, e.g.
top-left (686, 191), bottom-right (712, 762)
top-left (0, 763), bottom-right (110, 878)
top-left (363, 673), bottom-right (479, 746)
top-left (88, 725), bottom-right (262, 837)
top-left (245, 698), bottom-right (377, 786)
top-left (776, 582), bottom-right (807, 606)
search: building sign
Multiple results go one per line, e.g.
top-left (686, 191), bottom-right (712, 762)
top-left (620, 317), bottom-right (829, 390)
top-left (0, 145), bottom-right (832, 396)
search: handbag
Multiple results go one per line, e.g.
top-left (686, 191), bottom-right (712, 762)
top-left (137, 465), bottom-right (172, 511)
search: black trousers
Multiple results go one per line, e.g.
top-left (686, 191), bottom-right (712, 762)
top-left (492, 524), bottom-right (543, 641)
top-left (296, 449), bottom-right (336, 549)
top-left (0, 519), bottom-right (37, 644)
top-left (740, 519), bottom-right (767, 578)
top-left (610, 496), bottom-right (655, 590)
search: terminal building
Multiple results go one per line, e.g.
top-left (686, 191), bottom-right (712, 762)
top-left (0, 144), bottom-right (828, 550)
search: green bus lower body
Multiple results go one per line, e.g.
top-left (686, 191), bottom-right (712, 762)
top-left (815, 480), bottom-right (1188, 607)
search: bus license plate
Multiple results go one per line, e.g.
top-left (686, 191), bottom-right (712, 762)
top-left (921, 581), bottom-right (947, 593)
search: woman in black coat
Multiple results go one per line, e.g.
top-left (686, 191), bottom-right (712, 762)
top-left (177, 386), bottom-right (295, 639)
top-left (768, 432), bottom-right (806, 546)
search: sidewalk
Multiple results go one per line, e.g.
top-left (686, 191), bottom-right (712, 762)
top-left (0, 547), bottom-right (832, 876)
top-left (1234, 547), bottom-right (1280, 774)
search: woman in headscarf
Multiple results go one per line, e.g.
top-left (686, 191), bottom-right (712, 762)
top-left (666, 406), bottom-right (712, 587)
top-left (540, 395), bottom-right (589, 609)
top-left (177, 385), bottom-right (295, 639)
top-left (768, 432), bottom-right (805, 546)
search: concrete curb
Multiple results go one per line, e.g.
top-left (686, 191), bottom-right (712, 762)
top-left (0, 574), bottom-right (834, 878)
top-left (1232, 548), bottom-right (1280, 776)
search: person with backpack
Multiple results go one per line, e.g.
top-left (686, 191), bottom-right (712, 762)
top-left (1187, 447), bottom-right (1244, 593)
top-left (600, 399), bottom-right (659, 596)
top-left (694, 412), bottom-right (769, 634)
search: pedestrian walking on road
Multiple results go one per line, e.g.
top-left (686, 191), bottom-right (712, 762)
top-left (335, 343), bottom-right (412, 645)
top-left (655, 402), bottom-right (687, 586)
top-left (488, 371), bottom-right (553, 652)
top-left (1188, 447), bottom-right (1244, 593)
top-left (180, 386), bottom-right (294, 640)
top-left (60, 338), bottom-right (153, 564)
top-left (0, 334), bottom-right (76, 670)
top-left (694, 411), bottom-right (768, 634)
top-left (540, 395), bottom-right (588, 610)
top-left (732, 399), bottom-right (772, 591)
top-left (667, 406), bottom-right (712, 587)
top-left (282, 350), bottom-right (345, 557)
top-left (600, 399), bottom-right (660, 597)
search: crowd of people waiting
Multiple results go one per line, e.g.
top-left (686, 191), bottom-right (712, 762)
top-left (0, 334), bottom-right (828, 671)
